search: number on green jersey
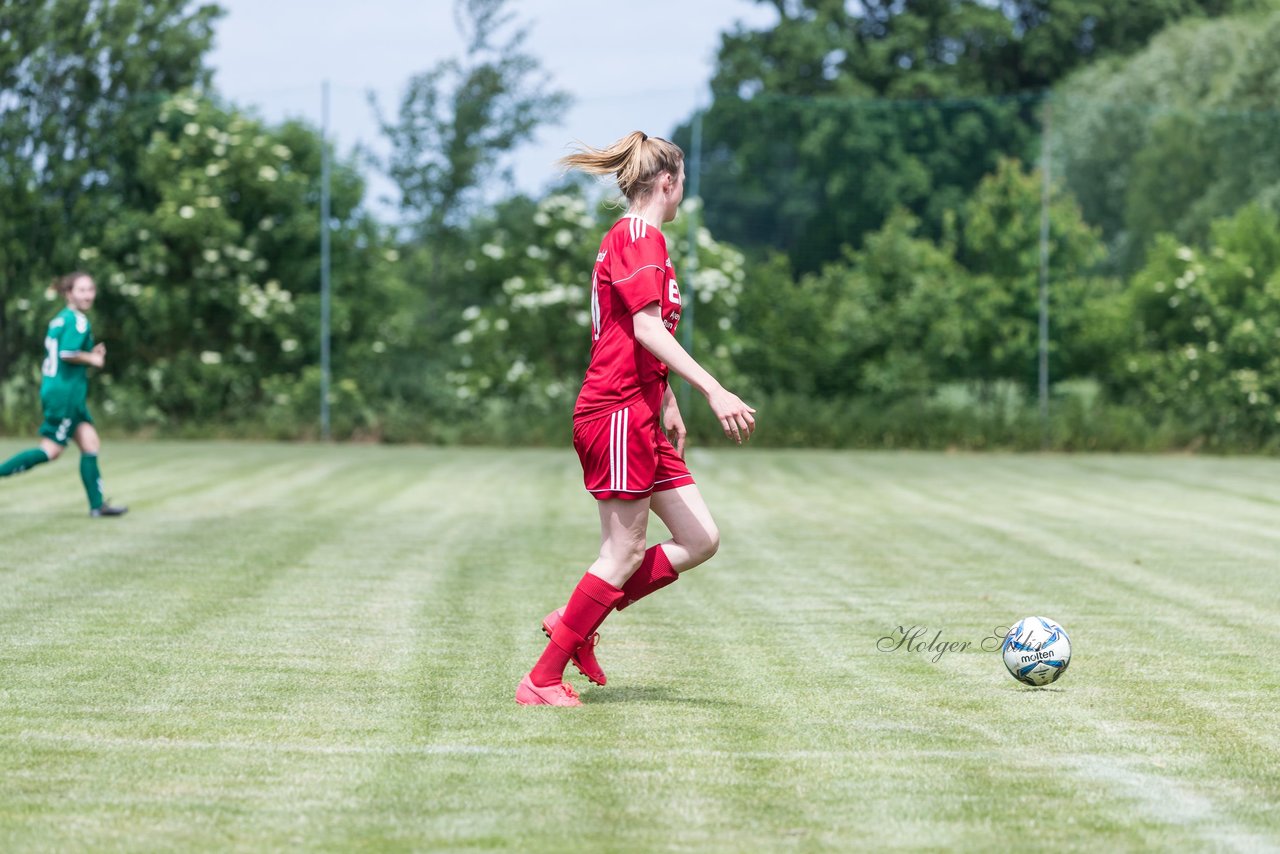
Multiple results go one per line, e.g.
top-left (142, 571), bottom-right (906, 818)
top-left (42, 336), bottom-right (59, 378)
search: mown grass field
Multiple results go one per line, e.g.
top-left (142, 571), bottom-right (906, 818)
top-left (1, 440), bottom-right (1278, 852)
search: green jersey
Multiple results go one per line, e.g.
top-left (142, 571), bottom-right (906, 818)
top-left (41, 307), bottom-right (94, 403)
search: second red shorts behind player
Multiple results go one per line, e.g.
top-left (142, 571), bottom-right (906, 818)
top-left (573, 391), bottom-right (694, 501)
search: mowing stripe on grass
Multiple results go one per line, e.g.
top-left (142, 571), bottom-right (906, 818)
top-left (1, 442), bottom-right (1278, 851)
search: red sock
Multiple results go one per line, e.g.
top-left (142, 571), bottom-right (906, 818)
top-left (616, 545), bottom-right (678, 611)
top-left (530, 572), bottom-right (624, 687)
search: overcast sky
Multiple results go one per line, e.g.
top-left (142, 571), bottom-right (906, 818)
top-left (208, 1), bottom-right (778, 212)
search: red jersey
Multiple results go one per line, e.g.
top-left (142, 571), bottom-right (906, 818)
top-left (573, 216), bottom-right (682, 420)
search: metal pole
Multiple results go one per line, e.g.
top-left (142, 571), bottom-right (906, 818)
top-left (320, 79), bottom-right (332, 441)
top-left (1037, 98), bottom-right (1052, 448)
top-left (680, 108), bottom-right (702, 414)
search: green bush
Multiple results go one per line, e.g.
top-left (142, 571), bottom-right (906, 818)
top-left (1108, 205), bottom-right (1280, 449)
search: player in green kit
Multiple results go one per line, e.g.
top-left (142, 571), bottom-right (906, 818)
top-left (0, 272), bottom-right (128, 517)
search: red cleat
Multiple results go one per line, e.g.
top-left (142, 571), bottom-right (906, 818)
top-left (543, 608), bottom-right (607, 686)
top-left (516, 674), bottom-right (582, 706)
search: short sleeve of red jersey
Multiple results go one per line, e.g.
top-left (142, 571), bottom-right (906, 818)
top-left (611, 227), bottom-right (667, 315)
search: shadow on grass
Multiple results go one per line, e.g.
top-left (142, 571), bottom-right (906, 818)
top-left (581, 684), bottom-right (744, 707)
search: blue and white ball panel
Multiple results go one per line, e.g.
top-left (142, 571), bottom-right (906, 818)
top-left (1002, 616), bottom-right (1071, 686)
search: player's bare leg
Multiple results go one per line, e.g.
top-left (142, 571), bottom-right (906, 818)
top-left (540, 497), bottom-right (650, 686)
top-left (588, 496), bottom-right (652, 587)
top-left (649, 484), bottom-right (720, 573)
top-left (610, 484), bottom-right (719, 614)
top-left (521, 498), bottom-right (649, 701)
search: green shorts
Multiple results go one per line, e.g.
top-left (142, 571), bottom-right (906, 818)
top-left (39, 397), bottom-right (94, 446)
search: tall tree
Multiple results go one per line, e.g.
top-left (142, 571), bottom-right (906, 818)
top-left (372, 0), bottom-right (570, 241)
top-left (369, 0), bottom-right (571, 385)
top-left (713, 0), bottom-right (1255, 101)
top-left (680, 0), bottom-right (1256, 272)
top-left (80, 93), bottom-right (400, 430)
top-left (0, 0), bottom-right (222, 387)
top-left (1056, 10), bottom-right (1280, 271)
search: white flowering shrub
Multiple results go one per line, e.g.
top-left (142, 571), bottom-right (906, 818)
top-left (77, 91), bottom-right (400, 428)
top-left (448, 191), bottom-right (749, 413)
top-left (1112, 205), bottom-right (1280, 444)
top-left (666, 197), bottom-right (751, 389)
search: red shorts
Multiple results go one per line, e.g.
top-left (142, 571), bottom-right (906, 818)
top-left (573, 396), bottom-right (695, 501)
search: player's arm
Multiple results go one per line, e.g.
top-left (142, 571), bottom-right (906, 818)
top-left (661, 384), bottom-right (687, 457)
top-left (633, 304), bottom-right (755, 443)
top-left (61, 343), bottom-right (106, 368)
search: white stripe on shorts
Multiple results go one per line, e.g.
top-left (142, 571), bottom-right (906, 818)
top-left (610, 408), bottom-right (628, 492)
top-left (621, 408), bottom-right (628, 489)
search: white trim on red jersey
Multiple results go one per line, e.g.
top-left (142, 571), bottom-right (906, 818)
top-left (591, 268), bottom-right (601, 340)
top-left (624, 215), bottom-right (649, 242)
top-left (613, 264), bottom-right (666, 287)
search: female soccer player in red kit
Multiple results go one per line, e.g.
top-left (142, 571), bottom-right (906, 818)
top-left (516, 131), bottom-right (757, 706)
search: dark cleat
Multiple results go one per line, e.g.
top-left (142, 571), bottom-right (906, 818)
top-left (90, 502), bottom-right (128, 518)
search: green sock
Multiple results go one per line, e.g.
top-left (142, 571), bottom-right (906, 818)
top-left (0, 448), bottom-right (50, 477)
top-left (80, 453), bottom-right (104, 510)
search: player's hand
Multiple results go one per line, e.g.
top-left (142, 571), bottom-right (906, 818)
top-left (662, 394), bottom-right (687, 458)
top-left (705, 385), bottom-right (756, 444)
top-left (91, 342), bottom-right (106, 367)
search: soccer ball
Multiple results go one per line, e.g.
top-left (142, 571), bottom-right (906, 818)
top-left (1002, 616), bottom-right (1071, 686)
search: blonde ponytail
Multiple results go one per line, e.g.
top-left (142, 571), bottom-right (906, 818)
top-left (560, 131), bottom-right (684, 202)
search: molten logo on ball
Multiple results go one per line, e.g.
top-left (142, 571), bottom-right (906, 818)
top-left (1002, 616), bottom-right (1072, 686)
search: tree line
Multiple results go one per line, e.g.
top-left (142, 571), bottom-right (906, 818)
top-left (4, 0), bottom-right (1280, 450)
